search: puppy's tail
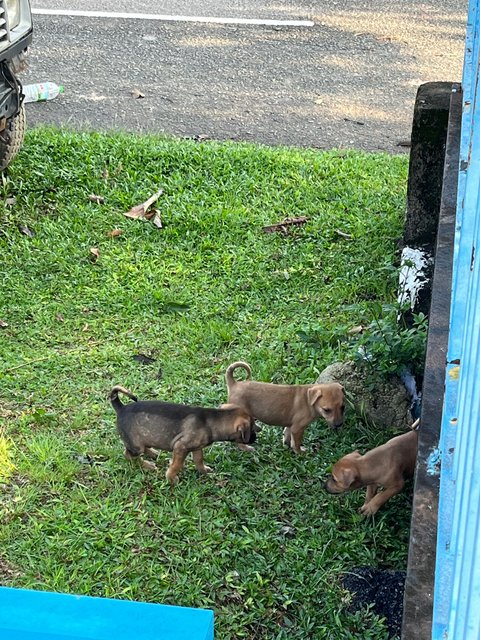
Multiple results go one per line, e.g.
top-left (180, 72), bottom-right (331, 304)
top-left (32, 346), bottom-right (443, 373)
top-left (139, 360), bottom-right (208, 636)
top-left (225, 361), bottom-right (252, 391)
top-left (110, 385), bottom-right (138, 414)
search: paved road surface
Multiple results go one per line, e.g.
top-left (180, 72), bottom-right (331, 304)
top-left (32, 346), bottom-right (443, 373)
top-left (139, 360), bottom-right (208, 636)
top-left (24, 1), bottom-right (467, 152)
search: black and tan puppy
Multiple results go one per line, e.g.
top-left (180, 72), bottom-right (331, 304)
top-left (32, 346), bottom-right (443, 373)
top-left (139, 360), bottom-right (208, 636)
top-left (324, 428), bottom-right (418, 515)
top-left (225, 361), bottom-right (345, 453)
top-left (111, 386), bottom-right (256, 485)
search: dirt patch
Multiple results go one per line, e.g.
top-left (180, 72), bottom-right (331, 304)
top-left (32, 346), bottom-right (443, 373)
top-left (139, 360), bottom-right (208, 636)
top-left (342, 566), bottom-right (406, 638)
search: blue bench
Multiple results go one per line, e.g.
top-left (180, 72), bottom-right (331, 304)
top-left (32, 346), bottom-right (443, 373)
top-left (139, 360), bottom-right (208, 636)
top-left (0, 586), bottom-right (214, 639)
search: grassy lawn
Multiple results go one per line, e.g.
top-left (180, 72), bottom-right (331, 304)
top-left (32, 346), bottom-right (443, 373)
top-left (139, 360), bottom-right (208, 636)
top-left (0, 128), bottom-right (409, 639)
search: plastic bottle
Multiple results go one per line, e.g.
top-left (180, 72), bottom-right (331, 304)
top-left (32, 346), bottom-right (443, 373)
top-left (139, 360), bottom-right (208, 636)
top-left (22, 82), bottom-right (64, 103)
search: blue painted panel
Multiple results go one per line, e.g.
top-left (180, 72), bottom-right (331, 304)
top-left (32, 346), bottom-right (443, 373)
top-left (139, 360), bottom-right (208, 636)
top-left (432, 0), bottom-right (480, 638)
top-left (0, 587), bottom-right (214, 640)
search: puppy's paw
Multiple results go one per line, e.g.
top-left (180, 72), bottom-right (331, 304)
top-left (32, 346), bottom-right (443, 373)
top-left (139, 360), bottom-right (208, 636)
top-left (199, 465), bottom-right (213, 474)
top-left (292, 446), bottom-right (307, 454)
top-left (165, 470), bottom-right (179, 486)
top-left (140, 459), bottom-right (157, 471)
top-left (359, 503), bottom-right (378, 517)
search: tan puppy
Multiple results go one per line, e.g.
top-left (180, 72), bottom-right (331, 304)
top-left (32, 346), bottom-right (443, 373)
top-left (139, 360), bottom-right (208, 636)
top-left (225, 361), bottom-right (345, 453)
top-left (324, 429), bottom-right (418, 515)
top-left (111, 386), bottom-right (256, 485)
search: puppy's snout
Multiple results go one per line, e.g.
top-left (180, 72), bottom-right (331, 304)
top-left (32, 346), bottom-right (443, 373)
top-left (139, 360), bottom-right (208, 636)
top-left (324, 476), bottom-right (341, 494)
top-left (332, 405), bottom-right (345, 429)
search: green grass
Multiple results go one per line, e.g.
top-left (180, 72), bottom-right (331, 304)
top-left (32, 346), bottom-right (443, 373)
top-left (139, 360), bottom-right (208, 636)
top-left (0, 128), bottom-right (409, 639)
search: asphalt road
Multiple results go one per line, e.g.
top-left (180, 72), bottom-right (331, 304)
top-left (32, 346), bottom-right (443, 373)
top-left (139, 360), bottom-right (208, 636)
top-left (24, 1), bottom-right (467, 152)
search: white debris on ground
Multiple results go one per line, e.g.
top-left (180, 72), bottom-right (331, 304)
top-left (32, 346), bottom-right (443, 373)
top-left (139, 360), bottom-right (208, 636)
top-left (398, 247), bottom-right (434, 310)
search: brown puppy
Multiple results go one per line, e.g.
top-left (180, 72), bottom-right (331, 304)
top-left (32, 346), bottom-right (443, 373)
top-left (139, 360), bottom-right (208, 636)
top-left (324, 429), bottom-right (418, 515)
top-left (111, 386), bottom-right (256, 485)
top-left (225, 361), bottom-right (345, 453)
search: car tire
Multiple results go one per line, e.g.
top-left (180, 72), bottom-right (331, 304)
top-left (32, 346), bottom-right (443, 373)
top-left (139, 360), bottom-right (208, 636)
top-left (0, 104), bottom-right (26, 172)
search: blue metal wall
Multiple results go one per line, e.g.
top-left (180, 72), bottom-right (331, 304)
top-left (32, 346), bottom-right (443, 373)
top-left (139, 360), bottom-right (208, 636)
top-left (432, 0), bottom-right (480, 637)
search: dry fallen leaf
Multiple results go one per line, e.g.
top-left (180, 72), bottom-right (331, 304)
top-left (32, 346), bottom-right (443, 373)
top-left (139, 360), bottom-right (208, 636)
top-left (144, 209), bottom-right (162, 228)
top-left (131, 88), bottom-right (145, 99)
top-left (0, 319), bottom-right (8, 329)
top-left (5, 197), bottom-right (16, 206)
top-left (124, 189), bottom-right (164, 224)
top-left (262, 216), bottom-right (308, 235)
top-left (89, 194), bottom-right (105, 204)
top-left (90, 247), bottom-right (100, 262)
top-left (56, 314), bottom-right (65, 323)
top-left (107, 229), bottom-right (123, 238)
top-left (152, 213), bottom-right (162, 228)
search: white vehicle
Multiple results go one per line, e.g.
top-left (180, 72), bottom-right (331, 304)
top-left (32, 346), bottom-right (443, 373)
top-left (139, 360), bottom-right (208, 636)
top-left (0, 0), bottom-right (33, 171)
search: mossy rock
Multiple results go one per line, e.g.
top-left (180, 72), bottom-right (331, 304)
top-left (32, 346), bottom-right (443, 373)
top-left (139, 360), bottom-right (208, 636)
top-left (317, 361), bottom-right (411, 430)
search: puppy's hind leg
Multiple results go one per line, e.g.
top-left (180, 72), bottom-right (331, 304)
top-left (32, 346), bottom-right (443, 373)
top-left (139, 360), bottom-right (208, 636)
top-left (124, 448), bottom-right (156, 471)
top-left (283, 427), bottom-right (292, 448)
top-left (144, 447), bottom-right (159, 459)
top-left (289, 424), bottom-right (307, 454)
top-left (192, 449), bottom-right (213, 474)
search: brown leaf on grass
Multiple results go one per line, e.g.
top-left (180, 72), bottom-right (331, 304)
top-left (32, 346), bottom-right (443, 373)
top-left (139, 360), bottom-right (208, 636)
top-left (124, 189), bottom-right (164, 224)
top-left (107, 229), bottom-right (123, 238)
top-left (131, 88), bottom-right (145, 99)
top-left (0, 319), bottom-right (8, 329)
top-left (89, 194), bottom-right (105, 204)
top-left (90, 247), bottom-right (100, 262)
top-left (56, 314), bottom-right (65, 323)
top-left (144, 209), bottom-right (162, 228)
top-left (5, 197), bottom-right (16, 207)
top-left (262, 216), bottom-right (308, 235)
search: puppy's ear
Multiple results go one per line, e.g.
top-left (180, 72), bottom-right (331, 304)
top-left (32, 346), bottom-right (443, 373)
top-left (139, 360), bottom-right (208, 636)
top-left (307, 386), bottom-right (323, 406)
top-left (337, 466), bottom-right (358, 489)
